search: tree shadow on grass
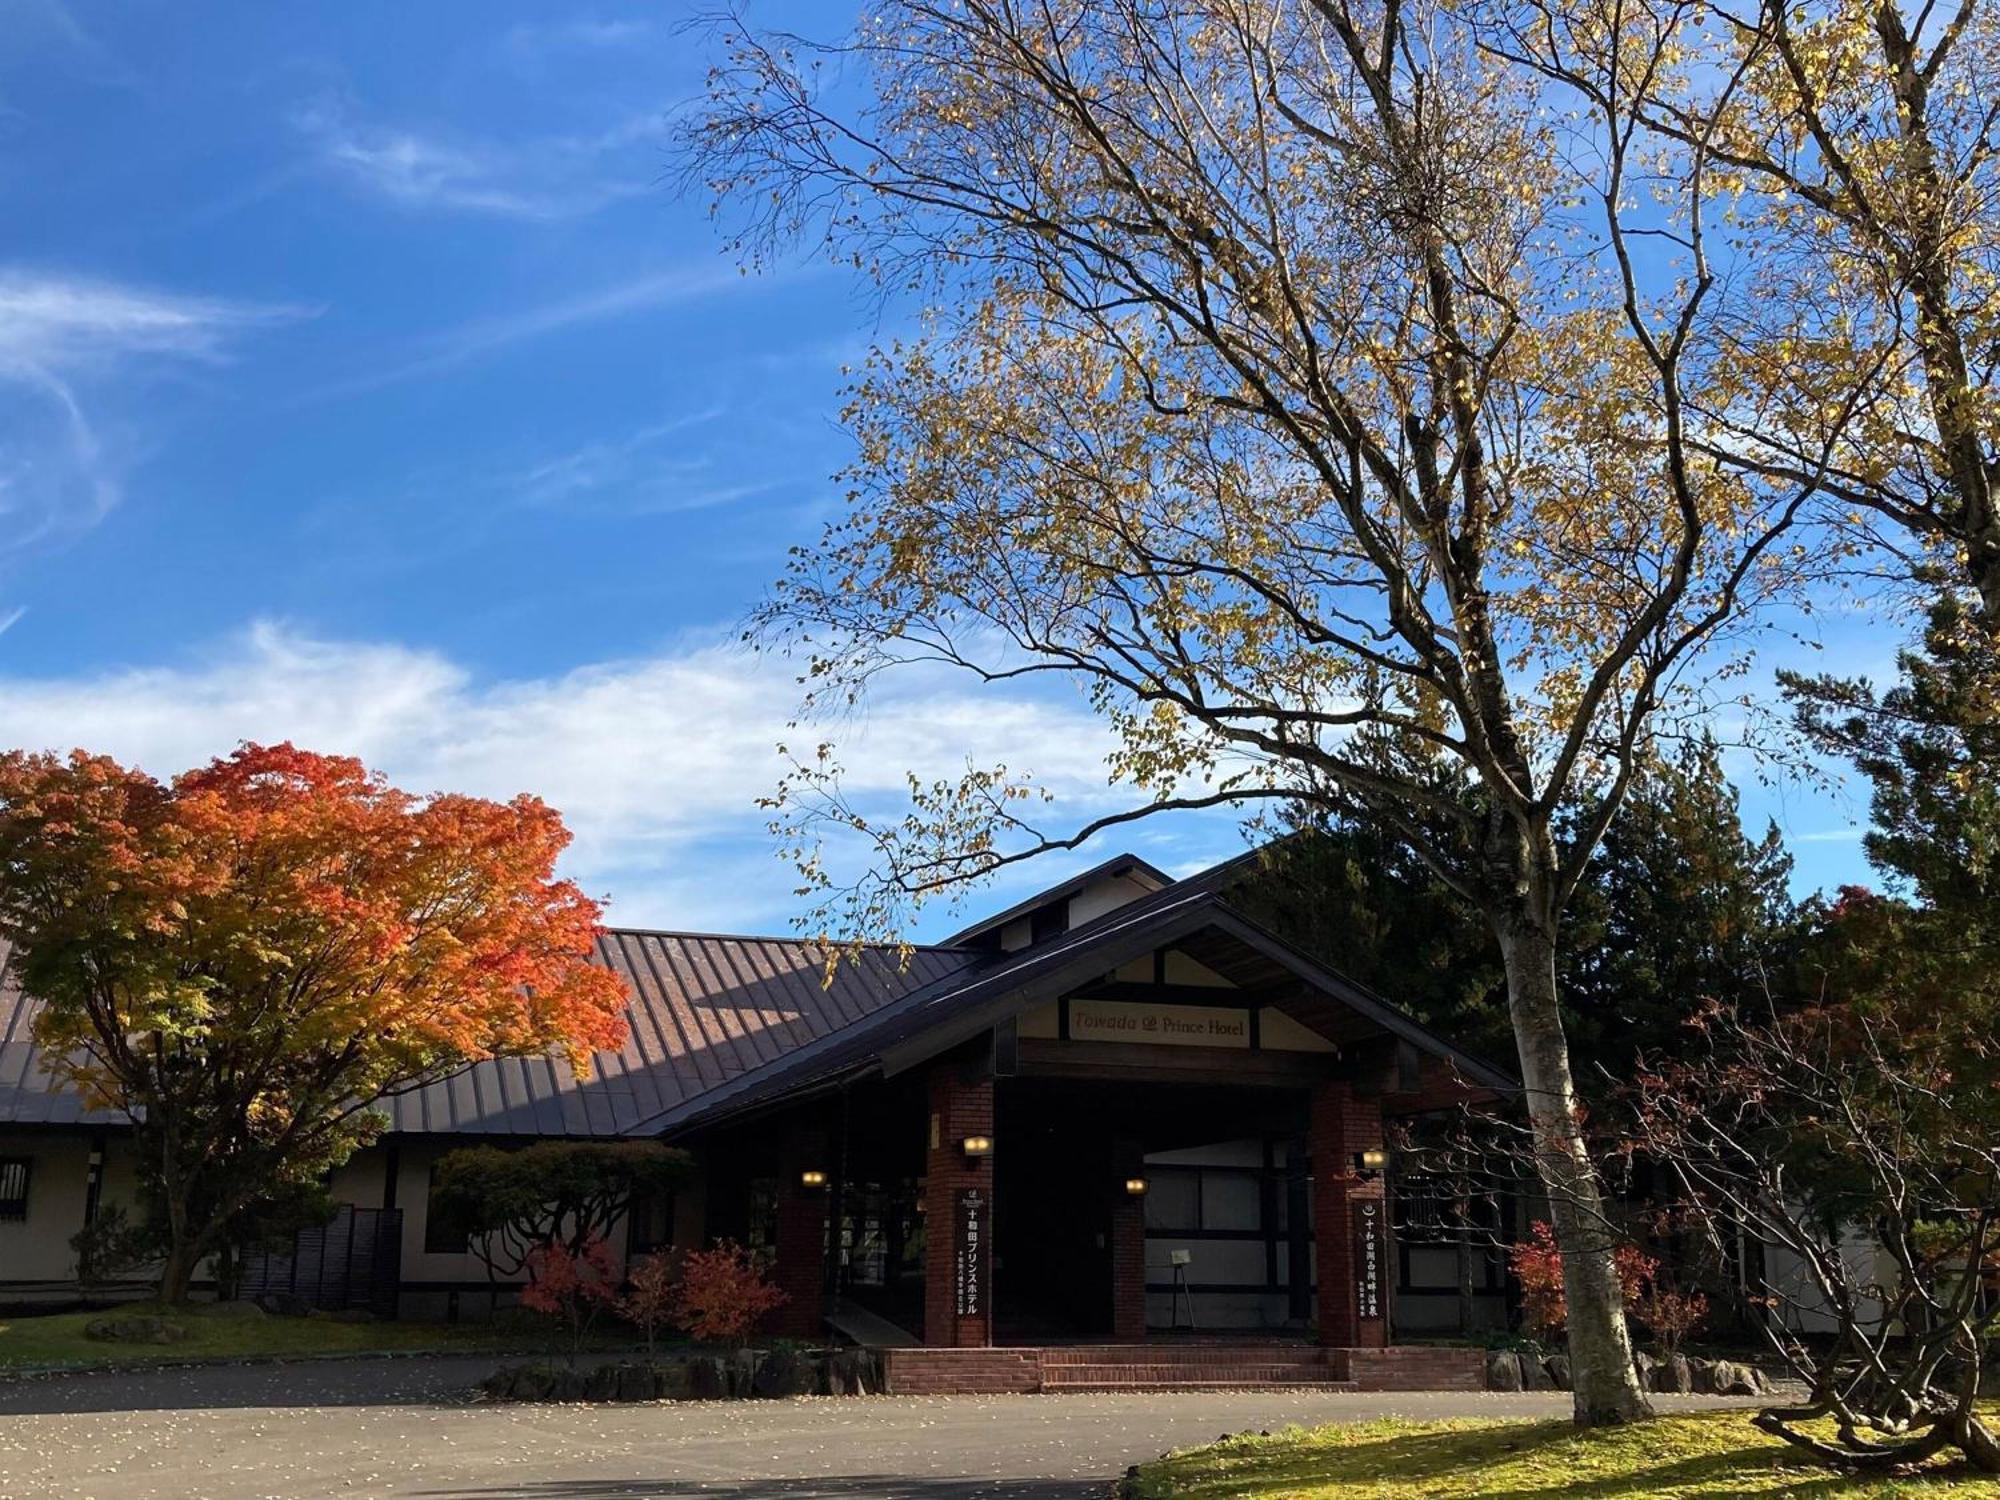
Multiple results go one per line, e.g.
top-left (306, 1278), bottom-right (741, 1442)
top-left (417, 1479), bottom-right (1103, 1499)
top-left (1150, 1416), bottom-right (1976, 1498)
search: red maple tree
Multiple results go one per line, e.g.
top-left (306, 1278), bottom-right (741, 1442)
top-left (0, 742), bottom-right (629, 1301)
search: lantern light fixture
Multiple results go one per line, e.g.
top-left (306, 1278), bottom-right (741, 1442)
top-left (961, 1135), bottom-right (994, 1159)
top-left (1353, 1147), bottom-right (1389, 1176)
top-left (1123, 1176), bottom-right (1149, 1196)
top-left (800, 1169), bottom-right (828, 1189)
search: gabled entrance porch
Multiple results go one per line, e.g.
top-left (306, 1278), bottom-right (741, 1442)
top-left (662, 878), bottom-right (1514, 1378)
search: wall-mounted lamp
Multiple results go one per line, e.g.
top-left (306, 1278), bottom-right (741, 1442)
top-left (799, 1169), bottom-right (828, 1189)
top-left (961, 1135), bottom-right (994, 1159)
top-left (1353, 1147), bottom-right (1389, 1177)
top-left (1123, 1176), bottom-right (1149, 1197)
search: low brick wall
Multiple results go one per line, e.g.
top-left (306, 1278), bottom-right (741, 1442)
top-left (1345, 1346), bottom-right (1487, 1391)
top-left (880, 1347), bottom-right (1044, 1395)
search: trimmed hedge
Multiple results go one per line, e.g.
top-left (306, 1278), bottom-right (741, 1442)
top-left (479, 1347), bottom-right (883, 1403)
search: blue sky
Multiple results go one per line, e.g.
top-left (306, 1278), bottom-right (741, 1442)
top-left (0, 1), bottom-right (1880, 938)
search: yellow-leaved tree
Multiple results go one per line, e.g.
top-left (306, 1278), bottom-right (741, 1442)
top-left (683, 0), bottom-right (1865, 1425)
top-left (1515, 0), bottom-right (2000, 617)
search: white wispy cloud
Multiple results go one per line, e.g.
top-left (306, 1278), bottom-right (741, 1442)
top-left (504, 410), bottom-right (787, 517)
top-left (0, 0), bottom-right (135, 88)
top-left (301, 263), bottom-right (749, 400)
top-left (0, 270), bottom-right (280, 373)
top-left (0, 622), bottom-right (1135, 934)
top-left (503, 16), bottom-right (657, 53)
top-left (0, 270), bottom-right (296, 557)
top-left (292, 98), bottom-right (663, 221)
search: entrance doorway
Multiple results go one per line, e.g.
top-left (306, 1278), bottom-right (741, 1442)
top-left (993, 1087), bottom-right (1113, 1340)
top-left (833, 1177), bottom-right (926, 1336)
top-left (991, 1077), bottom-right (1317, 1342)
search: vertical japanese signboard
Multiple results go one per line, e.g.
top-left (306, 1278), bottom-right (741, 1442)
top-left (1355, 1198), bottom-right (1385, 1322)
top-left (955, 1187), bottom-right (988, 1320)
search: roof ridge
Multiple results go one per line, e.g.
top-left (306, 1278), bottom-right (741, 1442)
top-left (942, 851), bottom-right (1176, 946)
top-left (599, 925), bottom-right (967, 953)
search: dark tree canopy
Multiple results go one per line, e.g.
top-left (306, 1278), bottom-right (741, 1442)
top-left (1230, 737), bottom-right (1799, 1089)
top-left (1226, 810), bottom-right (1508, 1061)
top-left (1557, 738), bottom-right (1798, 1084)
top-left (1790, 596), bottom-right (2000, 933)
top-left (432, 1140), bottom-right (695, 1281)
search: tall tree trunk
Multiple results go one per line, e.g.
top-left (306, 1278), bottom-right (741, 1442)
top-left (156, 1239), bottom-right (201, 1306)
top-left (1497, 919), bottom-right (1654, 1425)
top-left (153, 1161), bottom-right (208, 1306)
top-left (1864, 2), bottom-right (2000, 618)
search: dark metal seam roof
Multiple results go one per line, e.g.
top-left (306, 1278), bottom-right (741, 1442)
top-left (0, 932), bottom-right (976, 1137)
top-left (0, 940), bottom-right (124, 1128)
top-left (633, 885), bottom-right (1224, 1135)
top-left (1, 861), bottom-right (1512, 1138)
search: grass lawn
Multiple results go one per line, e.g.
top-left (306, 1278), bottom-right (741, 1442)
top-left (0, 1302), bottom-right (588, 1371)
top-left (1127, 1412), bottom-right (2000, 1498)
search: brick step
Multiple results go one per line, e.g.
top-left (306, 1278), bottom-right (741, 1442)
top-left (1040, 1345), bottom-right (1330, 1367)
top-left (1043, 1373), bottom-right (1361, 1393)
top-left (1043, 1362), bottom-right (1352, 1384)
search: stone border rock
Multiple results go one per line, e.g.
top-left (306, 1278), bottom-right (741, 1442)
top-left (478, 1348), bottom-right (884, 1404)
top-left (82, 1316), bottom-right (190, 1346)
top-left (1482, 1348), bottom-right (1771, 1397)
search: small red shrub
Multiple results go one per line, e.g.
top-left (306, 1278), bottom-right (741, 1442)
top-left (620, 1251), bottom-right (678, 1356)
top-left (1631, 1279), bottom-right (1711, 1359)
top-left (520, 1234), bottom-right (619, 1363)
top-left (669, 1239), bottom-right (788, 1344)
top-left (1507, 1222), bottom-right (1658, 1342)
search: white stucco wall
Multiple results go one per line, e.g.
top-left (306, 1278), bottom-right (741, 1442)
top-left (1069, 871), bottom-right (1167, 928)
top-left (0, 1133), bottom-right (94, 1284)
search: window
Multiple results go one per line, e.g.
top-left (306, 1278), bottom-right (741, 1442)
top-left (1142, 1167), bottom-right (1266, 1234)
top-left (0, 1158), bottom-right (29, 1222)
top-left (1144, 1172), bottom-right (1202, 1232)
top-left (423, 1165), bottom-right (474, 1254)
top-left (627, 1190), bottom-right (677, 1256)
top-left (1029, 903), bottom-right (1067, 944)
top-left (745, 1177), bottom-right (780, 1259)
top-left (1394, 1172), bottom-right (1505, 1293)
top-left (1394, 1173), bottom-right (1501, 1243)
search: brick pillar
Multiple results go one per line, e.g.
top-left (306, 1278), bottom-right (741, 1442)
top-left (924, 1065), bottom-right (995, 1347)
top-left (1110, 1185), bottom-right (1148, 1340)
top-left (1311, 1081), bottom-right (1388, 1349)
top-left (771, 1117), bottom-right (829, 1339)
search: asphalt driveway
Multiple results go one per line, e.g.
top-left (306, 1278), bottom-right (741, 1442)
top-left (0, 1356), bottom-right (1760, 1500)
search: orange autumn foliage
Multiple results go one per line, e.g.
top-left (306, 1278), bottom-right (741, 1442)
top-left (0, 742), bottom-right (628, 1299)
top-left (0, 742), bottom-right (628, 1082)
